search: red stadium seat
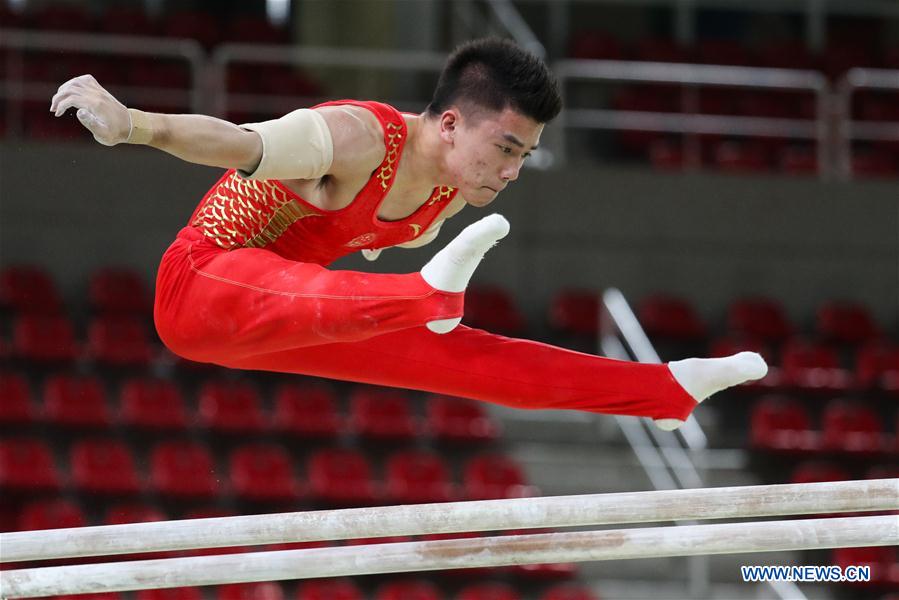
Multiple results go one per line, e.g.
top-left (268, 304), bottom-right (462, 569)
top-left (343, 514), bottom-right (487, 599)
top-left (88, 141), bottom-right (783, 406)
top-left (229, 443), bottom-right (302, 502)
top-left (105, 503), bottom-right (167, 525)
top-left (70, 438), bottom-right (141, 495)
top-left (549, 289), bottom-right (599, 336)
top-left (790, 461), bottom-right (850, 484)
top-left (633, 37), bottom-right (690, 63)
top-left (820, 401), bottom-right (885, 454)
top-left (13, 314), bottom-right (79, 362)
top-left (464, 285), bottom-right (526, 335)
top-left (273, 383), bottom-right (343, 438)
top-left (225, 16), bottom-right (290, 44)
top-left (757, 40), bottom-right (816, 70)
top-left (540, 584), bottom-right (599, 600)
top-left (217, 583), bottom-right (285, 600)
top-left (833, 546), bottom-right (896, 585)
top-left (569, 32), bottom-right (624, 60)
top-left (87, 315), bottom-right (154, 366)
top-left (852, 150), bottom-right (899, 178)
top-left (695, 39), bottom-right (755, 66)
top-left (0, 372), bottom-right (35, 425)
top-left (425, 395), bottom-right (500, 444)
top-left (296, 579), bottom-right (364, 600)
top-left (749, 395), bottom-right (819, 452)
top-left (457, 582), bottom-right (521, 600)
top-left (149, 440), bottom-right (220, 499)
top-left (0, 437), bottom-right (61, 491)
top-left (31, 3), bottom-right (94, 31)
top-left (136, 589), bottom-right (204, 600)
top-left (463, 454), bottom-right (536, 501)
top-left (385, 450), bottom-right (456, 504)
top-left (778, 145), bottom-right (818, 176)
top-left (18, 498), bottom-right (85, 531)
top-left (648, 138), bottom-right (685, 171)
top-left (197, 379), bottom-right (267, 433)
top-left (637, 293), bottom-right (705, 341)
top-left (162, 11), bottom-right (220, 48)
top-left (855, 342), bottom-right (899, 393)
top-left (100, 7), bottom-right (158, 37)
top-left (307, 448), bottom-right (379, 506)
top-left (712, 141), bottom-right (771, 173)
top-left (43, 374), bottom-right (111, 428)
top-left (120, 377), bottom-right (190, 431)
top-left (88, 267), bottom-right (152, 314)
top-left (815, 300), bottom-right (881, 345)
top-left (348, 387), bottom-right (419, 441)
top-left (376, 580), bottom-right (443, 600)
top-left (780, 339), bottom-right (852, 393)
top-left (0, 265), bottom-right (62, 313)
top-left (726, 297), bottom-right (792, 343)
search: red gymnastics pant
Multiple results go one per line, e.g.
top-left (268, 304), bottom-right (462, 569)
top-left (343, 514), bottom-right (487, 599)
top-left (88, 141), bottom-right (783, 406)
top-left (154, 227), bottom-right (697, 421)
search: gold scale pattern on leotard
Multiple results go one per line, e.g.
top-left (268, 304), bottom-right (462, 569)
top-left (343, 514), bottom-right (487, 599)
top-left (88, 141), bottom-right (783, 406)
top-left (191, 174), bottom-right (323, 250)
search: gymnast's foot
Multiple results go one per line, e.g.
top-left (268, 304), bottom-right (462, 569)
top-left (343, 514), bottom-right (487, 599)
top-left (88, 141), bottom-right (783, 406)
top-left (655, 352), bottom-right (768, 431)
top-left (420, 213), bottom-right (510, 333)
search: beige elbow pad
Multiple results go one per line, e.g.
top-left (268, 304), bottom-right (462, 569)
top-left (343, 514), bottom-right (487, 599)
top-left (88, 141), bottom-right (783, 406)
top-left (238, 108), bottom-right (334, 180)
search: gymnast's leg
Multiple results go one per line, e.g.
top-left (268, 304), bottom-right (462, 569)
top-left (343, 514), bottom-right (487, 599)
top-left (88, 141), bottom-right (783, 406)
top-left (220, 324), bottom-right (766, 426)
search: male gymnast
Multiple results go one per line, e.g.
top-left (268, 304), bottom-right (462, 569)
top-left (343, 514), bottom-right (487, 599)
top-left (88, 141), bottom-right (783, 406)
top-left (50, 38), bottom-right (767, 430)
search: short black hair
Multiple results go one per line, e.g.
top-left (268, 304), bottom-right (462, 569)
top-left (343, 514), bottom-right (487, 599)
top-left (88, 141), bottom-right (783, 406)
top-left (426, 37), bottom-right (561, 124)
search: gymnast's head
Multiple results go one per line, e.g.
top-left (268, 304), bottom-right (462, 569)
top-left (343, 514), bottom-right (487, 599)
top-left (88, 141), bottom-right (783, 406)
top-left (425, 38), bottom-right (561, 206)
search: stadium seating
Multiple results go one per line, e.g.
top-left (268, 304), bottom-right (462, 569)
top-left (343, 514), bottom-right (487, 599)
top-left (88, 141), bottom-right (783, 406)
top-left (272, 382), bottom-right (343, 438)
top-left (197, 379), bottom-right (267, 433)
top-left (0, 437), bottom-right (61, 491)
top-left (463, 454), bottom-right (536, 501)
top-left (375, 580), bottom-right (443, 600)
top-left (0, 372), bottom-right (35, 425)
top-left (70, 437), bottom-right (142, 495)
top-left (149, 440), bottom-right (220, 499)
top-left (119, 377), bottom-right (190, 431)
top-left (43, 374), bottom-right (112, 428)
top-left (228, 443), bottom-right (302, 502)
top-left (425, 395), bottom-right (500, 444)
top-left (384, 449), bottom-right (457, 504)
top-left (296, 579), bottom-right (364, 600)
top-left (307, 448), bottom-right (379, 506)
top-left (348, 387), bottom-right (420, 442)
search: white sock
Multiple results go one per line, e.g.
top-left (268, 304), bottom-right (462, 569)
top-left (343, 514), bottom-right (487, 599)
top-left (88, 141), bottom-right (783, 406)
top-left (421, 214), bottom-right (510, 334)
top-left (655, 351), bottom-right (768, 431)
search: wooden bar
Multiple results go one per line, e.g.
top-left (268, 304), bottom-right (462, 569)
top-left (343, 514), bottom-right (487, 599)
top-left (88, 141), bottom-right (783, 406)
top-left (2, 515), bottom-right (895, 598)
top-left (2, 478), bottom-right (895, 563)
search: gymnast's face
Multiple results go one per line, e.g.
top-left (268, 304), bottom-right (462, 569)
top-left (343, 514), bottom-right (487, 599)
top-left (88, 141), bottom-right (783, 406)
top-left (439, 106), bottom-right (543, 207)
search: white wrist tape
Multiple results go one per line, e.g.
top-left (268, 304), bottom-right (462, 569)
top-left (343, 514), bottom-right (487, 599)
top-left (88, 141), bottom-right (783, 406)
top-left (238, 108), bottom-right (334, 180)
top-left (126, 109), bottom-right (153, 144)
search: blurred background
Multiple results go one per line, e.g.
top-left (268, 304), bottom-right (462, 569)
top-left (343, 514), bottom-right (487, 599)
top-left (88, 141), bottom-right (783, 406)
top-left (0, 1), bottom-right (897, 599)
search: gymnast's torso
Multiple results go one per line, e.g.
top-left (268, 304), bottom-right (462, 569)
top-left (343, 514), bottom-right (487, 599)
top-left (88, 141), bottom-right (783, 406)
top-left (187, 100), bottom-right (463, 266)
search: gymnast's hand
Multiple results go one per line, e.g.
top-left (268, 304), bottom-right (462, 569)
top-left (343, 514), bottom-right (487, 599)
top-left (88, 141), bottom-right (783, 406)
top-left (50, 74), bottom-right (131, 146)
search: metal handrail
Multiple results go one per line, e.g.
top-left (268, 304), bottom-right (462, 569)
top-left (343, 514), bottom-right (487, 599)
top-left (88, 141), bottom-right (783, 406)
top-left (835, 68), bottom-right (899, 180)
top-left (485, 0), bottom-right (547, 59)
top-left (209, 43), bottom-right (447, 118)
top-left (598, 286), bottom-right (807, 600)
top-left (554, 59), bottom-right (831, 176)
top-left (0, 29), bottom-right (205, 118)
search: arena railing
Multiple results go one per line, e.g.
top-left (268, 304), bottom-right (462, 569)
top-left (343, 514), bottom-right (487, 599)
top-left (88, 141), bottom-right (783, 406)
top-left (835, 67), bottom-right (899, 180)
top-left (553, 59), bottom-right (831, 176)
top-left (598, 287), bottom-right (808, 600)
top-left (0, 29), bottom-right (205, 137)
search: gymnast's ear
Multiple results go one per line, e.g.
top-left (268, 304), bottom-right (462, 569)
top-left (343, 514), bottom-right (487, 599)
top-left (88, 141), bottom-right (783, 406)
top-left (438, 109), bottom-right (459, 144)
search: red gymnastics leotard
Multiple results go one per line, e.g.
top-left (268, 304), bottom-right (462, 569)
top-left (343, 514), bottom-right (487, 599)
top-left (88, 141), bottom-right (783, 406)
top-left (153, 100), bottom-right (697, 421)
